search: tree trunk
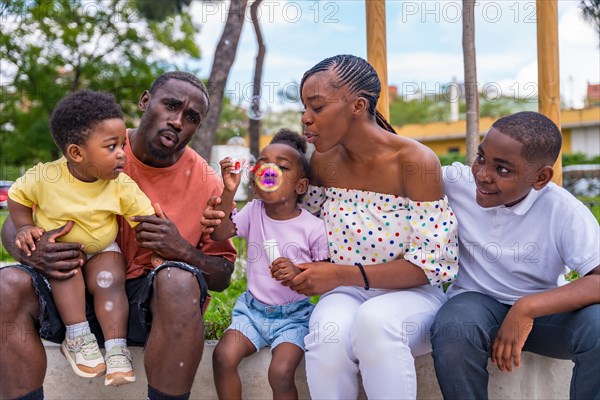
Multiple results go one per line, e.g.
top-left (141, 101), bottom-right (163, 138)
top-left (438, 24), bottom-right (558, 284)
top-left (249, 0), bottom-right (265, 159)
top-left (192, 0), bottom-right (248, 160)
top-left (462, 0), bottom-right (479, 165)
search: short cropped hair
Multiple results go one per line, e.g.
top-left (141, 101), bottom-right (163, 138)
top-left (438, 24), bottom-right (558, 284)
top-left (50, 90), bottom-right (123, 152)
top-left (149, 71), bottom-right (209, 109)
top-left (269, 128), bottom-right (311, 182)
top-left (492, 111), bottom-right (562, 165)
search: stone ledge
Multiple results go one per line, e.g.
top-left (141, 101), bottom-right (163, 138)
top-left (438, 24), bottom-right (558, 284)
top-left (42, 342), bottom-right (571, 399)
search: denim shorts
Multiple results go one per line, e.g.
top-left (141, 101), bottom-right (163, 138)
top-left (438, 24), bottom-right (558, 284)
top-left (227, 291), bottom-right (314, 351)
top-left (3, 260), bottom-right (208, 346)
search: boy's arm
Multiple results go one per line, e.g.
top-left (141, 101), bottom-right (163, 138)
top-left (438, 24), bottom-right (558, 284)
top-left (7, 198), bottom-right (45, 255)
top-left (492, 265), bottom-right (600, 372)
top-left (8, 197), bottom-right (36, 230)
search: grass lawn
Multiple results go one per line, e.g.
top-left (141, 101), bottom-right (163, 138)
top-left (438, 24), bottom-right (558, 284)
top-left (0, 210), bottom-right (11, 262)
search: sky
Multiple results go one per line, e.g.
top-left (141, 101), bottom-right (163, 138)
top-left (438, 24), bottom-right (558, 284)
top-left (187, 0), bottom-right (600, 114)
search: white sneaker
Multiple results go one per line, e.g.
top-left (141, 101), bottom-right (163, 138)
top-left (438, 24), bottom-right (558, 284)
top-left (104, 345), bottom-right (136, 386)
top-left (61, 332), bottom-right (106, 378)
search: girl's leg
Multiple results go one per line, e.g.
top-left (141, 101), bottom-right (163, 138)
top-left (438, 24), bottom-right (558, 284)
top-left (49, 268), bottom-right (85, 325)
top-left (212, 329), bottom-right (257, 400)
top-left (269, 343), bottom-right (304, 400)
top-left (84, 251), bottom-right (127, 340)
top-left (304, 286), bottom-right (364, 399)
top-left (353, 285), bottom-right (446, 399)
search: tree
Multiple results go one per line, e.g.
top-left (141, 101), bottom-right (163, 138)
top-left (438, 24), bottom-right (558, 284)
top-left (580, 0), bottom-right (600, 41)
top-left (0, 0), bottom-right (200, 165)
top-left (248, 0), bottom-right (266, 159)
top-left (192, 0), bottom-right (249, 161)
top-left (462, 0), bottom-right (480, 165)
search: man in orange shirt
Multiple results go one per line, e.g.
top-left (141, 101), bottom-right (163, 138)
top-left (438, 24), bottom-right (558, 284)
top-left (0, 71), bottom-right (236, 400)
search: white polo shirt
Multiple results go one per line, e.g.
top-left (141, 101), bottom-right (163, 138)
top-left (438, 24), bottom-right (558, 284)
top-left (443, 163), bottom-right (599, 305)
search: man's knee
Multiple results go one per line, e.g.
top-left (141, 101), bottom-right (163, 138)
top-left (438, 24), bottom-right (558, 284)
top-left (151, 267), bottom-right (202, 319)
top-left (154, 267), bottom-right (200, 296)
top-left (0, 267), bottom-right (38, 312)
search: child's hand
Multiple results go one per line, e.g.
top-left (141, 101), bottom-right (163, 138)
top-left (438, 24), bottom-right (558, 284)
top-left (15, 225), bottom-right (46, 256)
top-left (220, 157), bottom-right (243, 193)
top-left (270, 257), bottom-right (301, 284)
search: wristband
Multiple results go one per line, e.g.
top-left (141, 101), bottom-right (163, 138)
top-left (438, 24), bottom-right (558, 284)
top-left (355, 262), bottom-right (370, 290)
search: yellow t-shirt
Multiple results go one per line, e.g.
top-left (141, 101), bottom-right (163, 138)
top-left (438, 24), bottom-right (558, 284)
top-left (9, 157), bottom-right (154, 254)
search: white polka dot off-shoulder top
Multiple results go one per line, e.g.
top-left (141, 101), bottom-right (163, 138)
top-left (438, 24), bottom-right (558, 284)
top-left (301, 185), bottom-right (459, 288)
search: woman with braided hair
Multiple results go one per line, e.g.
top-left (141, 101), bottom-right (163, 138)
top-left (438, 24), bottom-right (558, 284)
top-left (291, 54), bottom-right (460, 399)
top-left (202, 54), bottom-right (459, 399)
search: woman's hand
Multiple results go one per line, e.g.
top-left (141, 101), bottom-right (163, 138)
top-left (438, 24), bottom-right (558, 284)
top-left (288, 261), bottom-right (342, 296)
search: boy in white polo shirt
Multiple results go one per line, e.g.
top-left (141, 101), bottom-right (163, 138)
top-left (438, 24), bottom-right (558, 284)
top-left (431, 111), bottom-right (599, 399)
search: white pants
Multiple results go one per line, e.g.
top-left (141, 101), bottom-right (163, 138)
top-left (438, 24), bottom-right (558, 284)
top-left (304, 285), bottom-right (447, 399)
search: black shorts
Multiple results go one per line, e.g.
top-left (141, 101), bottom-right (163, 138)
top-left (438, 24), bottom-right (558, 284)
top-left (4, 261), bottom-right (208, 346)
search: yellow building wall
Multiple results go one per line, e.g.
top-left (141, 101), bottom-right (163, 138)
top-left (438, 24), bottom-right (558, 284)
top-left (253, 107), bottom-right (595, 156)
top-left (393, 108), bottom-right (597, 156)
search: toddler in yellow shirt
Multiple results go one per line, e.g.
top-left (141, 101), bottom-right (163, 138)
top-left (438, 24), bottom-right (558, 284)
top-left (8, 90), bottom-right (154, 386)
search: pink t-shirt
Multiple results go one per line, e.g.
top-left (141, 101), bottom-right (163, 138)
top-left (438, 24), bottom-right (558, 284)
top-left (232, 200), bottom-right (329, 305)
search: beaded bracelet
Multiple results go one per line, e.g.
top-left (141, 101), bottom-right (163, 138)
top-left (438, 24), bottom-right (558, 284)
top-left (355, 262), bottom-right (370, 291)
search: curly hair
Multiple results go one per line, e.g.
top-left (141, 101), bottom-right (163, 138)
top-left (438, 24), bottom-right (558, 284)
top-left (300, 54), bottom-right (396, 133)
top-left (492, 112), bottom-right (562, 165)
top-left (269, 128), bottom-right (311, 182)
top-left (149, 71), bottom-right (209, 109)
top-left (50, 90), bottom-right (123, 152)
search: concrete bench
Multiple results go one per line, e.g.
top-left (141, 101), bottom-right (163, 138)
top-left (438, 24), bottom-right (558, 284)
top-left (42, 341), bottom-right (571, 399)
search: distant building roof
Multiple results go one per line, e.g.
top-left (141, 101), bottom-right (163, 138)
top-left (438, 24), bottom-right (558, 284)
top-left (587, 83), bottom-right (600, 101)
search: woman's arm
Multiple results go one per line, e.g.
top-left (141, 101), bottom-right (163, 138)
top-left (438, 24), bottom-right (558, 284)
top-left (288, 259), bottom-right (430, 296)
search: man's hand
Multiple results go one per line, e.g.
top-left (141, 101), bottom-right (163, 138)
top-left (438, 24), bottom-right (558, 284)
top-left (5, 220), bottom-right (84, 280)
top-left (200, 196), bottom-right (227, 234)
top-left (491, 302), bottom-right (534, 372)
top-left (15, 225), bottom-right (46, 256)
top-left (131, 204), bottom-right (191, 262)
top-left (270, 257), bottom-right (301, 284)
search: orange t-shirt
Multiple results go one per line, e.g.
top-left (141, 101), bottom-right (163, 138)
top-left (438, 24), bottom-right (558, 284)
top-left (117, 131), bottom-right (236, 279)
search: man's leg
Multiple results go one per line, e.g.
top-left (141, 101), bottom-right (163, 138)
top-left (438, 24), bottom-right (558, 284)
top-left (145, 266), bottom-right (205, 397)
top-left (0, 267), bottom-right (47, 399)
top-left (431, 292), bottom-right (509, 399)
top-left (523, 304), bottom-right (600, 400)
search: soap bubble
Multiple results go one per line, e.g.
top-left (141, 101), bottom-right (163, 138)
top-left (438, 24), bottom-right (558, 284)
top-left (97, 271), bottom-right (113, 288)
top-left (254, 163), bottom-right (283, 192)
top-left (246, 95), bottom-right (270, 120)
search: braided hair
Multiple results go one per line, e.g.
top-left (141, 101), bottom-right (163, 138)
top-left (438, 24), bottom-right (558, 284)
top-left (300, 54), bottom-right (396, 134)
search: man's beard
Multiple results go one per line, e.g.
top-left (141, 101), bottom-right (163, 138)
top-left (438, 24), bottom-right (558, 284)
top-left (146, 140), bottom-right (172, 160)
